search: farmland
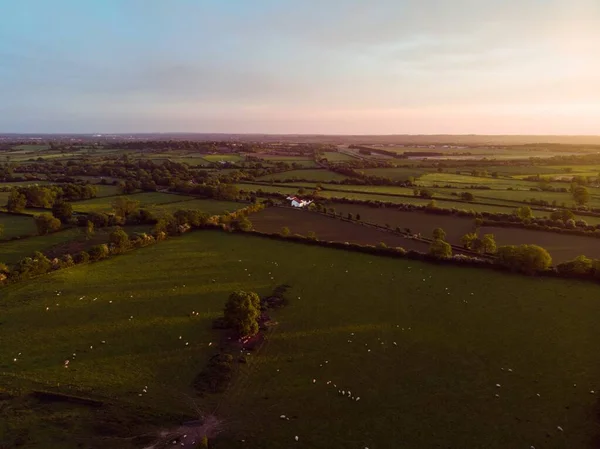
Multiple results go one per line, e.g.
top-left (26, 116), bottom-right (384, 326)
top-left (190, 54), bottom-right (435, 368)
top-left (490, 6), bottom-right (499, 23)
top-left (322, 151), bottom-right (356, 161)
top-left (0, 228), bottom-right (83, 264)
top-left (71, 192), bottom-right (195, 213)
top-left (250, 207), bottom-right (430, 252)
top-left (360, 167), bottom-right (426, 181)
top-left (0, 213), bottom-right (37, 239)
top-left (257, 169), bottom-right (353, 182)
top-left (151, 199), bottom-right (244, 216)
top-left (2, 231), bottom-right (600, 448)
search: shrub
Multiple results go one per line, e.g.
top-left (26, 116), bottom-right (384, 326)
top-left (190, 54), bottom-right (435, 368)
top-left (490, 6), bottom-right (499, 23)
top-left (192, 353), bottom-right (234, 394)
top-left (496, 244), bottom-right (552, 274)
top-left (89, 244), bottom-right (109, 261)
top-left (74, 251), bottom-right (90, 264)
top-left (429, 239), bottom-right (452, 258)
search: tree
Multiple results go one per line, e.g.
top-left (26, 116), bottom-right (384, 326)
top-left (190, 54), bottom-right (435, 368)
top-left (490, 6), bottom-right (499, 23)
top-left (356, 213), bottom-right (361, 221)
top-left (461, 232), bottom-right (478, 249)
top-left (307, 231), bottom-right (317, 240)
top-left (34, 213), bottom-right (61, 235)
top-left (460, 192), bottom-right (474, 201)
top-left (215, 184), bottom-right (239, 201)
top-left (52, 200), bottom-right (73, 223)
top-left (231, 216), bottom-right (252, 231)
top-left (88, 244), bottom-right (109, 261)
top-left (6, 190), bottom-right (26, 213)
top-left (112, 197), bottom-right (139, 218)
top-left (223, 291), bottom-right (261, 337)
top-left (85, 220), bottom-right (95, 240)
top-left (432, 228), bottom-right (446, 241)
top-left (556, 255), bottom-right (593, 276)
top-left (109, 227), bottom-right (130, 253)
top-left (429, 239), bottom-right (452, 258)
top-left (480, 233), bottom-right (497, 254)
top-left (280, 226), bottom-right (291, 236)
top-left (572, 186), bottom-right (590, 206)
top-left (550, 209), bottom-right (575, 222)
top-left (514, 206), bottom-right (533, 220)
top-left (496, 244), bottom-right (552, 274)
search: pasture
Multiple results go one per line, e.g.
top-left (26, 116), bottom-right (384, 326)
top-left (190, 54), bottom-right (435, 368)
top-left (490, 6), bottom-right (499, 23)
top-left (360, 167), bottom-right (426, 181)
top-left (0, 228), bottom-right (82, 264)
top-left (2, 231), bottom-right (599, 448)
top-left (71, 192), bottom-right (194, 213)
top-left (257, 169), bottom-right (352, 182)
top-left (0, 213), bottom-right (38, 239)
top-left (151, 199), bottom-right (244, 216)
top-left (202, 154), bottom-right (244, 163)
top-left (322, 151), bottom-right (356, 161)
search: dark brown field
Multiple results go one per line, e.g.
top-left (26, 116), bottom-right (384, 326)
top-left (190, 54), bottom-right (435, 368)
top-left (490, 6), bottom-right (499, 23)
top-left (250, 207), bottom-right (431, 252)
top-left (479, 226), bottom-right (600, 263)
top-left (328, 203), bottom-right (476, 243)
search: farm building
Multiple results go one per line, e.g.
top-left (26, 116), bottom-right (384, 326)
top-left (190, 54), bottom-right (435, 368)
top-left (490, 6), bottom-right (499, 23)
top-left (286, 196), bottom-right (313, 208)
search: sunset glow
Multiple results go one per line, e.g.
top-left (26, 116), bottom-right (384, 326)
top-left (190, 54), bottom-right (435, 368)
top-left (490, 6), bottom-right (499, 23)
top-left (1, 0), bottom-right (598, 134)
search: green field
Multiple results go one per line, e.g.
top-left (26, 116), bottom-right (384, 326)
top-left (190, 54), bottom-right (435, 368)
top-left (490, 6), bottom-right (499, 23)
top-left (361, 167), bottom-right (426, 181)
top-left (202, 154), bottom-right (244, 163)
top-left (0, 213), bottom-right (37, 239)
top-left (257, 169), bottom-right (352, 182)
top-left (151, 199), bottom-right (244, 216)
top-left (322, 152), bottom-right (356, 161)
top-left (2, 231), bottom-right (600, 448)
top-left (0, 228), bottom-right (82, 264)
top-left (71, 192), bottom-right (194, 213)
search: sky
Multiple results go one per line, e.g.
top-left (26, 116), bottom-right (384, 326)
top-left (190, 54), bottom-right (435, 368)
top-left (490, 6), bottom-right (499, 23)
top-left (1, 0), bottom-right (599, 134)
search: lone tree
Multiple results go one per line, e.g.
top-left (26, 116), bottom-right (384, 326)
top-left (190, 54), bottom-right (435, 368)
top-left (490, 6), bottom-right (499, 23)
top-left (572, 185), bottom-right (590, 206)
top-left (34, 213), bottom-right (61, 235)
top-left (52, 200), bottom-right (73, 223)
top-left (280, 226), bottom-right (291, 236)
top-left (224, 291), bottom-right (261, 337)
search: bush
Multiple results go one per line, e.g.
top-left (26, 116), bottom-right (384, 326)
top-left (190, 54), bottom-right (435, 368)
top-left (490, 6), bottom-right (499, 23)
top-left (192, 353), bottom-right (234, 394)
top-left (88, 244), bottom-right (109, 261)
top-left (496, 244), bottom-right (552, 274)
top-left (34, 213), bottom-right (62, 235)
top-left (429, 239), bottom-right (452, 258)
top-left (74, 251), bottom-right (90, 264)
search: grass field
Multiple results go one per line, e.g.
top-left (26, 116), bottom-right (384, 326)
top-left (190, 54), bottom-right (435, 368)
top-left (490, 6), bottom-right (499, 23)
top-left (2, 231), bottom-right (599, 448)
top-left (360, 167), bottom-right (426, 181)
top-left (322, 152), bottom-right (356, 161)
top-left (0, 228), bottom-right (82, 264)
top-left (71, 192), bottom-right (194, 213)
top-left (0, 213), bottom-right (38, 239)
top-left (257, 169), bottom-right (352, 182)
top-left (151, 199), bottom-right (244, 216)
top-left (202, 154), bottom-right (243, 163)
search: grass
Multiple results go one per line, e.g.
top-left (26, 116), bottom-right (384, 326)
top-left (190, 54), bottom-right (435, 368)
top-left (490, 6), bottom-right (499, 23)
top-left (0, 228), bottom-right (82, 264)
top-left (151, 199), bottom-right (245, 216)
top-left (257, 169), bottom-right (352, 182)
top-left (322, 152), bottom-right (356, 161)
top-left (1, 231), bottom-right (600, 448)
top-left (0, 213), bottom-right (38, 239)
top-left (71, 192), bottom-right (194, 213)
top-left (360, 167), bottom-right (426, 181)
top-left (202, 154), bottom-right (244, 163)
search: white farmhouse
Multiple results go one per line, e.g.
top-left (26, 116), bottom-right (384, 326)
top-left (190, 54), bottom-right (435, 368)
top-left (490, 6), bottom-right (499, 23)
top-left (286, 196), bottom-right (313, 208)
